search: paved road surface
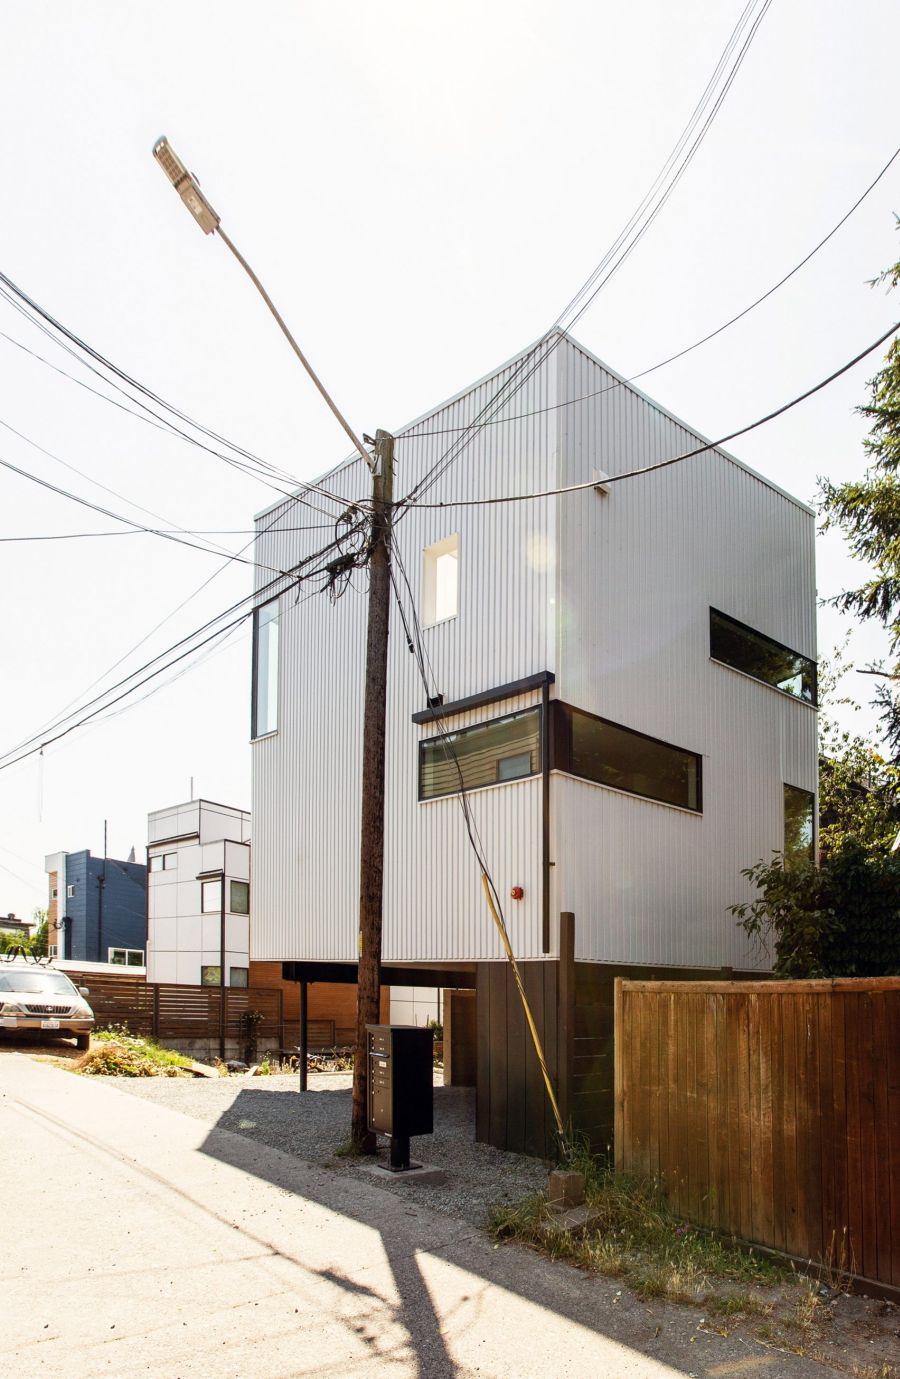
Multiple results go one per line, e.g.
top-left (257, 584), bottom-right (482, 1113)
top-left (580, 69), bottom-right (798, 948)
top-left (2, 1055), bottom-right (839, 1378)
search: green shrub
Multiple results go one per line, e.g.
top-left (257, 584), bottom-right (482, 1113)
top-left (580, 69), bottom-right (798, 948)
top-left (731, 840), bottom-right (900, 977)
top-left (79, 1028), bottom-right (193, 1077)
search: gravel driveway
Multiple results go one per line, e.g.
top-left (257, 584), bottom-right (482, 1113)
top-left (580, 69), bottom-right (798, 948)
top-left (114, 1071), bottom-right (549, 1228)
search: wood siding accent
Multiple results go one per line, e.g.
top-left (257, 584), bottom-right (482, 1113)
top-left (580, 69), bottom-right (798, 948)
top-left (614, 978), bottom-right (900, 1294)
top-left (476, 959), bottom-right (559, 1158)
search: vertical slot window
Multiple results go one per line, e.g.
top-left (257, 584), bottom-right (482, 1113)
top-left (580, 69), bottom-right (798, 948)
top-left (252, 598), bottom-right (280, 737)
top-left (423, 535), bottom-right (459, 626)
top-left (784, 783), bottom-right (815, 869)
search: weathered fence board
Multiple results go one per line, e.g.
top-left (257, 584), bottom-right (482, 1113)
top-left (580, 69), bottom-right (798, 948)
top-left (62, 968), bottom-right (284, 1047)
top-left (614, 977), bottom-right (900, 1293)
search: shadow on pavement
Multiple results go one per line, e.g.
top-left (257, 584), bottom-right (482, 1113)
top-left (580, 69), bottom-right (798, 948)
top-left (197, 1087), bottom-right (794, 1379)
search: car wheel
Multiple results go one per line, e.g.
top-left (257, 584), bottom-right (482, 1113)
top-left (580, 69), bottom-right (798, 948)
top-left (75, 1034), bottom-right (90, 1052)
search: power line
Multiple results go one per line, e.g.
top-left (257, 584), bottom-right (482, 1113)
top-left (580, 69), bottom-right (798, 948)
top-left (397, 2), bottom-right (772, 513)
top-left (0, 413), bottom-right (242, 562)
top-left (0, 274), bottom-right (357, 517)
top-left (395, 320), bottom-right (900, 511)
top-left (395, 144), bottom-right (900, 441)
top-left (0, 520), bottom-right (337, 542)
top-left (0, 448), bottom-right (289, 573)
top-left (0, 287), bottom-right (308, 505)
top-left (0, 526), bottom-right (360, 772)
top-left (389, 541), bottom-right (566, 1143)
top-left (555, 0), bottom-right (769, 332)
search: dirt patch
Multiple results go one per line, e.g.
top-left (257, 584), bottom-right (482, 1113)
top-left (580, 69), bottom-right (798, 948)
top-left (491, 1166), bottom-right (900, 1377)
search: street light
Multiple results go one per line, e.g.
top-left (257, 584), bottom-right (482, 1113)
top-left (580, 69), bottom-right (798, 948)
top-left (150, 134), bottom-right (373, 472)
top-left (153, 135), bottom-right (390, 1149)
top-left (152, 137), bottom-right (220, 235)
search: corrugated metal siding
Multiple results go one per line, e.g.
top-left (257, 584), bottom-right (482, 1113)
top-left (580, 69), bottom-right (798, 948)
top-left (553, 339), bottom-right (817, 968)
top-left (251, 333), bottom-right (816, 972)
top-left (252, 342), bottom-right (560, 963)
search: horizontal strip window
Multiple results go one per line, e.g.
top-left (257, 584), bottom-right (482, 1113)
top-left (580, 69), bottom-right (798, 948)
top-left (710, 608), bottom-right (816, 705)
top-left (419, 708), bottom-right (541, 800)
top-left (551, 702), bottom-right (701, 812)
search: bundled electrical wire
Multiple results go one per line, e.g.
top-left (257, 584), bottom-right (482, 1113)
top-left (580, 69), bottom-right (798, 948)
top-left (394, 0), bottom-right (774, 516)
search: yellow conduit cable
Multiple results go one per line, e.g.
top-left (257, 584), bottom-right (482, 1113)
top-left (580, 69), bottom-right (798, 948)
top-left (480, 871), bottom-right (568, 1152)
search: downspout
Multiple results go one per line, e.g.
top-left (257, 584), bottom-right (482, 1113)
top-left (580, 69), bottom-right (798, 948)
top-left (219, 855), bottom-right (226, 1062)
top-left (541, 679), bottom-right (551, 955)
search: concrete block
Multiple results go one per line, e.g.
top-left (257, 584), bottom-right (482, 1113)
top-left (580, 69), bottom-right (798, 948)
top-left (362, 1162), bottom-right (448, 1186)
top-left (548, 1203), bottom-right (603, 1237)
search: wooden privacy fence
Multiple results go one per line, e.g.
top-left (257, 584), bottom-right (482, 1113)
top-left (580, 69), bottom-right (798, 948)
top-left (614, 977), bottom-right (900, 1293)
top-left (63, 969), bottom-right (284, 1047)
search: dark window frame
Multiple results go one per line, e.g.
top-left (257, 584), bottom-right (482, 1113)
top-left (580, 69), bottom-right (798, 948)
top-left (229, 880), bottom-right (250, 915)
top-left (783, 782), bottom-right (816, 869)
top-left (550, 701), bottom-right (703, 813)
top-left (710, 607), bottom-right (817, 705)
top-left (418, 706), bottom-right (542, 801)
top-left (251, 596), bottom-right (281, 740)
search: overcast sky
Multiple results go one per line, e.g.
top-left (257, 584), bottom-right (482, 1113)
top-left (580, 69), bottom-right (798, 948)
top-left (0, 0), bottom-right (897, 919)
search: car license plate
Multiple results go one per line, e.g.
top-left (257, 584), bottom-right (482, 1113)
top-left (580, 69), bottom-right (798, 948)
top-left (0, 1017), bottom-right (17, 1028)
top-left (41, 1019), bottom-right (60, 1030)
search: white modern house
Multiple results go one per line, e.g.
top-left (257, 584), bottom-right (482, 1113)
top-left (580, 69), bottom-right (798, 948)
top-left (249, 331), bottom-right (817, 1154)
top-left (146, 800), bottom-right (251, 988)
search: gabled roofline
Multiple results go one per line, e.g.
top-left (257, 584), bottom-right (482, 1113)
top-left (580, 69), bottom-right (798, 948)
top-left (560, 332), bottom-right (815, 516)
top-left (254, 333), bottom-right (552, 523)
top-left (254, 328), bottom-right (814, 522)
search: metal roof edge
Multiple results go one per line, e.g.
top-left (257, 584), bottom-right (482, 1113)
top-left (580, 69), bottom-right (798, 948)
top-left (254, 326), bottom-right (814, 523)
top-left (253, 331), bottom-right (560, 523)
top-left (559, 333), bottom-right (815, 517)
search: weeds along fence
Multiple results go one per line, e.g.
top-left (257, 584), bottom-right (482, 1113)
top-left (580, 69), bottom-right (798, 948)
top-left (62, 969), bottom-right (284, 1049)
top-left (614, 977), bottom-right (900, 1295)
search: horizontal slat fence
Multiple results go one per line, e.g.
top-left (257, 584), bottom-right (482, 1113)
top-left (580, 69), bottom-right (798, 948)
top-left (62, 969), bottom-right (284, 1046)
top-left (614, 978), bottom-right (900, 1293)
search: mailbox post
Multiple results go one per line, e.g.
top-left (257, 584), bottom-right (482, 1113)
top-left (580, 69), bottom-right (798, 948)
top-left (366, 1024), bottom-right (434, 1171)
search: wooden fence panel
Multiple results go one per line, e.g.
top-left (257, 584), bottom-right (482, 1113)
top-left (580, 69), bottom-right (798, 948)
top-left (614, 977), bottom-right (900, 1295)
top-left (62, 969), bottom-right (155, 1035)
top-left (61, 969), bottom-right (284, 1047)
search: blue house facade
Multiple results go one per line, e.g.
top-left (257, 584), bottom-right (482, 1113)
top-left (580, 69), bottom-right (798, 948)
top-left (45, 850), bottom-right (147, 964)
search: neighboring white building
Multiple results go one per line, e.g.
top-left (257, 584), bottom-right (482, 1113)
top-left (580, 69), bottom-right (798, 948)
top-left (249, 330), bottom-right (817, 1153)
top-left (146, 800), bottom-right (251, 987)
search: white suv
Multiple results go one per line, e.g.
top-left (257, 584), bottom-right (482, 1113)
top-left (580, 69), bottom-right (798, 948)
top-left (0, 960), bottom-right (94, 1050)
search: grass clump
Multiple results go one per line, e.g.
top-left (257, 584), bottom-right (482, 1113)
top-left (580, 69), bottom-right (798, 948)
top-left (489, 1150), bottom-right (783, 1307)
top-left (78, 1026), bottom-right (193, 1078)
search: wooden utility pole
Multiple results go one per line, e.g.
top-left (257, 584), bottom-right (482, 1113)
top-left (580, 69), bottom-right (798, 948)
top-left (351, 429), bottom-right (394, 1150)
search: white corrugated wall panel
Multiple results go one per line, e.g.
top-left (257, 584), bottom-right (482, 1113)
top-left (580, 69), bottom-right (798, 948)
top-left (553, 338), bottom-right (817, 969)
top-left (251, 333), bottom-right (816, 971)
top-left (252, 342), bottom-right (560, 963)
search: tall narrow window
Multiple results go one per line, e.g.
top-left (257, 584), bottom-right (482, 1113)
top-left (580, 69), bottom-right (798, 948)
top-left (784, 784), bottom-right (815, 868)
top-left (423, 535), bottom-right (459, 626)
top-left (252, 598), bottom-right (280, 737)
